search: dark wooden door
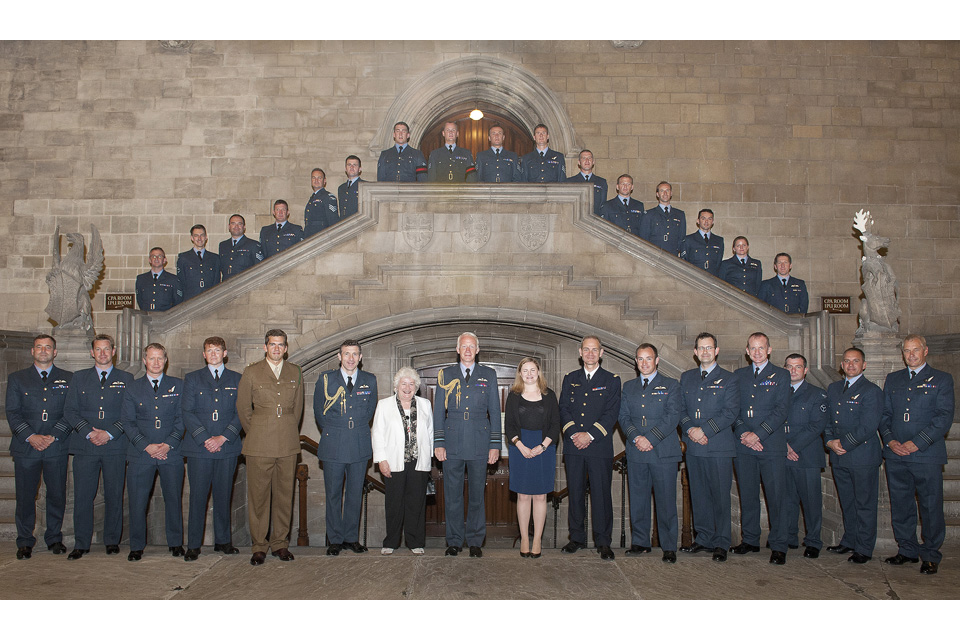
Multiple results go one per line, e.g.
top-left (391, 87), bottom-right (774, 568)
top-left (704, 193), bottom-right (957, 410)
top-left (419, 110), bottom-right (534, 166)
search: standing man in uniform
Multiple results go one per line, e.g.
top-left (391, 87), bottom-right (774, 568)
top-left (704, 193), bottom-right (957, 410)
top-left (315, 339), bottom-right (378, 556)
top-left (598, 174), bottom-right (645, 237)
top-left (427, 121), bottom-right (477, 183)
top-left (63, 334), bottom-right (133, 560)
top-left (619, 343), bottom-right (682, 563)
top-left (122, 343), bottom-right (185, 561)
top-left (177, 224), bottom-right (220, 301)
top-left (218, 214), bottom-right (263, 281)
top-left (434, 332), bottom-right (501, 557)
top-left (641, 181), bottom-right (686, 256)
top-left (680, 209), bottom-right (724, 277)
top-left (718, 236), bottom-right (763, 297)
top-left (731, 332), bottom-right (792, 565)
top-left (824, 347), bottom-right (883, 563)
top-left (237, 329), bottom-right (304, 566)
top-left (181, 336), bottom-right (243, 561)
top-left (758, 253), bottom-right (809, 314)
top-left (521, 123), bottom-right (565, 183)
top-left (782, 353), bottom-right (828, 559)
top-left (475, 123), bottom-right (521, 183)
top-left (679, 332), bottom-right (739, 562)
top-left (559, 336), bottom-right (622, 560)
top-left (304, 168), bottom-right (339, 238)
top-left (135, 247), bottom-right (182, 311)
top-left (881, 335), bottom-right (955, 574)
top-left (337, 156), bottom-right (365, 219)
top-left (377, 121), bottom-right (427, 182)
top-left (259, 199), bottom-right (303, 259)
top-left (566, 149), bottom-right (607, 216)
top-left (5, 334), bottom-right (72, 559)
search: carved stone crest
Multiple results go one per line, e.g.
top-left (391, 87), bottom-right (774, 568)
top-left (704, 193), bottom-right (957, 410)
top-left (461, 213), bottom-right (491, 252)
top-left (401, 212), bottom-right (433, 251)
top-left (518, 214), bottom-right (549, 251)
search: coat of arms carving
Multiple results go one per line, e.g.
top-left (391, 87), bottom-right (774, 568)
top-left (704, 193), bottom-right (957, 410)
top-left (461, 213), bottom-right (491, 252)
top-left (518, 214), bottom-right (548, 251)
top-left (401, 213), bottom-right (434, 251)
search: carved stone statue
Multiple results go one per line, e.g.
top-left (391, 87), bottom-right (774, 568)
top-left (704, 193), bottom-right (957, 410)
top-left (853, 209), bottom-right (900, 336)
top-left (45, 224), bottom-right (104, 334)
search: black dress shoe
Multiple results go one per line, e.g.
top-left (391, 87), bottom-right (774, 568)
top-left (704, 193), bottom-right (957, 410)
top-left (625, 545), bottom-right (651, 556)
top-left (214, 543), bottom-right (240, 555)
top-left (326, 544), bottom-right (342, 556)
top-left (598, 545), bottom-right (615, 560)
top-left (344, 541), bottom-right (368, 554)
top-left (848, 552), bottom-right (871, 564)
top-left (803, 547), bottom-right (820, 559)
top-left (561, 541), bottom-right (587, 554)
top-left (469, 546), bottom-right (482, 558)
top-left (168, 546), bottom-right (185, 557)
top-left (444, 546), bottom-right (461, 556)
top-left (826, 544), bottom-right (854, 554)
top-left (184, 548), bottom-right (201, 561)
top-left (272, 548), bottom-right (295, 561)
top-left (250, 551), bottom-right (266, 566)
top-left (67, 548), bottom-right (88, 560)
top-left (662, 550), bottom-right (677, 564)
top-left (788, 544), bottom-right (800, 550)
top-left (128, 550), bottom-right (143, 561)
top-left (16, 547), bottom-right (32, 560)
top-left (769, 550), bottom-right (786, 565)
top-left (884, 553), bottom-right (919, 565)
top-left (680, 543), bottom-right (707, 554)
top-left (105, 545), bottom-right (120, 555)
top-left (712, 548), bottom-right (727, 562)
top-left (731, 542), bottom-right (760, 554)
top-left (48, 542), bottom-right (67, 554)
top-left (920, 561), bottom-right (938, 575)
top-left (520, 551), bottom-right (531, 558)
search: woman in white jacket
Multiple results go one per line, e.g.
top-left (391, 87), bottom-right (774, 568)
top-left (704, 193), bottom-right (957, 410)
top-left (372, 367), bottom-right (434, 555)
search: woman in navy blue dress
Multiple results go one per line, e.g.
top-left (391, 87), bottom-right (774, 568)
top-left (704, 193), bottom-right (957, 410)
top-left (505, 357), bottom-right (561, 558)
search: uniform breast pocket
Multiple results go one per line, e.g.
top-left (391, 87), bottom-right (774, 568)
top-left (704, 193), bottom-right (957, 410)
top-left (252, 384), bottom-right (274, 406)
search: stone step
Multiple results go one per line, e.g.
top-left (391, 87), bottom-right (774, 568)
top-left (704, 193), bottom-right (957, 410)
top-left (946, 517), bottom-right (960, 541)
top-left (945, 458), bottom-right (960, 477)
top-left (0, 493), bottom-right (14, 517)
top-left (944, 501), bottom-right (960, 518)
top-left (945, 476), bottom-right (960, 498)
top-left (0, 515), bottom-right (16, 541)
top-left (0, 475), bottom-right (13, 493)
top-left (0, 454), bottom-right (13, 476)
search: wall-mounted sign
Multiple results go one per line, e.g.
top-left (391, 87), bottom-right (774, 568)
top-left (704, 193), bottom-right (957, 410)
top-left (105, 294), bottom-right (135, 311)
top-left (821, 296), bottom-right (851, 314)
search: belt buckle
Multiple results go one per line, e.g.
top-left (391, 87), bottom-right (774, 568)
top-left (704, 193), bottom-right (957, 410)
top-left (903, 412), bottom-right (910, 422)
top-left (212, 410), bottom-right (218, 422)
top-left (41, 410), bottom-right (48, 422)
top-left (155, 418), bottom-right (162, 430)
top-left (464, 411), bottom-right (470, 421)
top-left (348, 418), bottom-right (355, 430)
top-left (98, 410), bottom-right (105, 420)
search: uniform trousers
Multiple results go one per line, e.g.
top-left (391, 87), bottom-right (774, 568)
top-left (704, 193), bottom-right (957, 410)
top-left (245, 454), bottom-right (297, 554)
top-left (627, 460), bottom-right (678, 550)
top-left (885, 460), bottom-right (945, 563)
top-left (14, 456), bottom-right (68, 548)
top-left (564, 455), bottom-right (613, 547)
top-left (442, 457), bottom-right (488, 547)
top-left (72, 454), bottom-right (126, 549)
top-left (686, 455), bottom-right (733, 549)
top-left (734, 452), bottom-right (787, 551)
top-left (127, 459), bottom-right (184, 550)
top-left (382, 460), bottom-right (429, 549)
top-left (186, 456), bottom-right (238, 548)
top-left (832, 465), bottom-right (879, 557)
top-left (784, 466), bottom-right (823, 550)
top-left (322, 460), bottom-right (366, 545)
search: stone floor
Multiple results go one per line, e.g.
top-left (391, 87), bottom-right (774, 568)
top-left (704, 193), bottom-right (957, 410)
top-left (2, 539), bottom-right (958, 601)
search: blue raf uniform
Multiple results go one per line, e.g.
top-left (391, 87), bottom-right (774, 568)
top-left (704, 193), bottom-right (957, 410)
top-left (218, 235), bottom-right (263, 281)
top-left (5, 365), bottom-right (73, 550)
top-left (259, 221), bottom-right (304, 259)
top-left (559, 366), bottom-right (621, 548)
top-left (427, 145), bottom-right (477, 182)
top-left (314, 368), bottom-right (378, 547)
top-left (434, 363), bottom-right (501, 548)
top-left (619, 372), bottom-right (682, 552)
top-left (718, 255), bottom-right (763, 297)
top-left (598, 196), bottom-right (645, 238)
top-left (733, 362), bottom-right (791, 552)
top-left (758, 276), bottom-right (809, 314)
top-left (63, 365), bottom-right (133, 552)
top-left (566, 173), bottom-right (608, 216)
top-left (520, 148), bottom-right (566, 183)
top-left (825, 374), bottom-right (882, 558)
top-left (475, 148), bottom-right (522, 183)
top-left (181, 365), bottom-right (243, 551)
top-left (784, 379), bottom-right (828, 551)
top-left (641, 204), bottom-right (686, 256)
top-left (680, 231), bottom-right (724, 277)
top-left (122, 373), bottom-right (185, 553)
top-left (177, 249), bottom-right (221, 301)
top-left (135, 270), bottom-right (182, 312)
top-left (880, 364), bottom-right (955, 565)
top-left (304, 188), bottom-right (340, 238)
top-left (377, 144), bottom-right (427, 182)
top-left (679, 364), bottom-right (739, 551)
top-left (337, 178), bottom-right (365, 219)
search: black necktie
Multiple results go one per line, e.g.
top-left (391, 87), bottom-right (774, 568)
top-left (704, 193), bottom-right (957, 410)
top-left (701, 370), bottom-right (707, 380)
top-left (397, 146), bottom-right (403, 157)
top-left (665, 206), bottom-right (670, 214)
top-left (782, 279), bottom-right (788, 287)
top-left (214, 369), bottom-right (220, 382)
top-left (754, 367), bottom-right (760, 378)
top-left (642, 378), bottom-right (648, 390)
top-left (703, 233), bottom-right (709, 242)
top-left (277, 223), bottom-right (282, 231)
top-left (495, 149), bottom-right (500, 157)
top-left (100, 371), bottom-right (107, 387)
top-left (448, 145), bottom-right (454, 153)
top-left (154, 273), bottom-right (159, 281)
top-left (910, 370), bottom-right (917, 380)
top-left (41, 370), bottom-right (48, 383)
top-left (152, 379), bottom-right (159, 393)
top-left (622, 199), bottom-right (628, 207)
top-left (539, 151), bottom-right (544, 158)
top-left (346, 376), bottom-right (353, 393)
top-left (584, 174), bottom-right (590, 182)
top-left (843, 380), bottom-right (849, 392)
top-left (791, 386), bottom-right (796, 395)
top-left (464, 369), bottom-right (471, 385)
top-left (233, 239), bottom-right (238, 246)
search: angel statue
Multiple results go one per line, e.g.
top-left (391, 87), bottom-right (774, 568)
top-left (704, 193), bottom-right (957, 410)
top-left (852, 209), bottom-right (900, 336)
top-left (45, 224), bottom-right (104, 333)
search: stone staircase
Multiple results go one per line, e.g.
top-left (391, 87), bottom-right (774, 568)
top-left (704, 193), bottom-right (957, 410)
top-left (945, 425), bottom-right (960, 540)
top-left (0, 429), bottom-right (15, 540)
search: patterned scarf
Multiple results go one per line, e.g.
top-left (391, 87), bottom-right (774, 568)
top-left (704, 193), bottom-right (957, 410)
top-left (396, 394), bottom-right (418, 463)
